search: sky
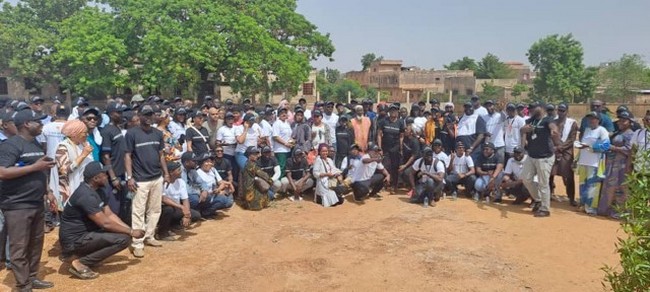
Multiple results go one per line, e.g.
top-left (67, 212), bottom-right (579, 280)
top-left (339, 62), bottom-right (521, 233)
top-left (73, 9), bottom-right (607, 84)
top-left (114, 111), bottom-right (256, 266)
top-left (296, 0), bottom-right (650, 72)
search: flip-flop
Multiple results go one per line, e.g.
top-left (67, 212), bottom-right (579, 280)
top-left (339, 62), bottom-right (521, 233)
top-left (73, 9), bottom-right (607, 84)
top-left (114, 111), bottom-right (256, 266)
top-left (68, 266), bottom-right (99, 280)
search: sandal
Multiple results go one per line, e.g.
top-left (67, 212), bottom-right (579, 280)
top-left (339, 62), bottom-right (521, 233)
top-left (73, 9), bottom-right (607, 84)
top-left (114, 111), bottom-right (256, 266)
top-left (68, 266), bottom-right (99, 280)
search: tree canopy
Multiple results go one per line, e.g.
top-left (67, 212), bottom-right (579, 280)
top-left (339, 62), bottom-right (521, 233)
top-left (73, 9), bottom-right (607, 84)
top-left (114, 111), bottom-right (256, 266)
top-left (444, 57), bottom-right (478, 72)
top-left (476, 53), bottom-right (514, 79)
top-left (361, 53), bottom-right (383, 71)
top-left (0, 0), bottom-right (335, 99)
top-left (527, 34), bottom-right (595, 103)
top-left (599, 54), bottom-right (650, 102)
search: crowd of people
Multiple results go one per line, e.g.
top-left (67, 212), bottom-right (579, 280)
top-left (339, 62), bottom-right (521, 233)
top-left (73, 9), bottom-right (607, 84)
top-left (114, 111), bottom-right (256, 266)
top-left (0, 93), bottom-right (645, 291)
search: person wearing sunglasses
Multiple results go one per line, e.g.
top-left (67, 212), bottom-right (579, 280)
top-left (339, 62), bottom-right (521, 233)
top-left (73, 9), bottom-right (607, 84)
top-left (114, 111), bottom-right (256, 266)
top-left (80, 107), bottom-right (102, 162)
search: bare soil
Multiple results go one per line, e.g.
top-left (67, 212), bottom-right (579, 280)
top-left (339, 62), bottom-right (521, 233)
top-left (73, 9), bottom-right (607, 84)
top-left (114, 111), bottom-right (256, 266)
top-left (0, 178), bottom-right (621, 292)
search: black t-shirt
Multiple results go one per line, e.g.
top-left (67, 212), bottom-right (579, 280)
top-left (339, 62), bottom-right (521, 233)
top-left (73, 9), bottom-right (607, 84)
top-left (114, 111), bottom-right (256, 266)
top-left (0, 136), bottom-right (48, 210)
top-left (335, 126), bottom-right (354, 155)
top-left (257, 156), bottom-right (278, 177)
top-left (59, 183), bottom-right (107, 249)
top-left (100, 124), bottom-right (126, 176)
top-left (185, 126), bottom-right (210, 156)
top-left (402, 136), bottom-right (421, 163)
top-left (379, 118), bottom-right (404, 152)
top-left (213, 158), bottom-right (232, 181)
top-left (476, 153), bottom-right (503, 172)
top-left (125, 126), bottom-right (164, 181)
top-left (525, 117), bottom-right (554, 159)
top-left (286, 157), bottom-right (309, 180)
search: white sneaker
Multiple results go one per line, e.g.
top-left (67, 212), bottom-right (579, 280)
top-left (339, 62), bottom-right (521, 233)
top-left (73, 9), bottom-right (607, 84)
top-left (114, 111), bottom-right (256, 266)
top-left (298, 196), bottom-right (304, 201)
top-left (472, 192), bottom-right (479, 202)
top-left (288, 196), bottom-right (295, 202)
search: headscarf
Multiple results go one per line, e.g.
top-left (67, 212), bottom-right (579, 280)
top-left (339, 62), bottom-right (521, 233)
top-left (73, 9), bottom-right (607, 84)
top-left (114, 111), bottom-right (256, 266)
top-left (61, 119), bottom-right (87, 140)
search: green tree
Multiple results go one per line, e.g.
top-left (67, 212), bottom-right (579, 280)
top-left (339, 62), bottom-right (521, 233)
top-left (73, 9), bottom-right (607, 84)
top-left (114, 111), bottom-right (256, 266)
top-left (511, 83), bottom-right (528, 100)
top-left (527, 34), bottom-right (596, 103)
top-left (361, 53), bottom-right (383, 70)
top-left (444, 56), bottom-right (478, 71)
top-left (476, 53), bottom-right (513, 79)
top-left (481, 81), bottom-right (504, 100)
top-left (319, 68), bottom-right (341, 84)
top-left (599, 54), bottom-right (650, 102)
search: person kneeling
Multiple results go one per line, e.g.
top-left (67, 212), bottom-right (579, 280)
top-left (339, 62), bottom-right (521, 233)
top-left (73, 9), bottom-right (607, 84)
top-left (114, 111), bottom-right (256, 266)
top-left (190, 153), bottom-right (235, 219)
top-left (158, 161), bottom-right (201, 241)
top-left (60, 162), bottom-right (145, 280)
top-left (409, 147), bottom-right (446, 207)
top-left (499, 147), bottom-right (532, 205)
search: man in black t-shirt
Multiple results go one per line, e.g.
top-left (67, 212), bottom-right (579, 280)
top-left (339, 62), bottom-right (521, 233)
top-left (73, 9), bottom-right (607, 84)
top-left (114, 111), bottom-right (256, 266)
top-left (334, 115), bottom-right (354, 168)
top-left (399, 122), bottom-right (421, 194)
top-left (213, 145), bottom-right (234, 183)
top-left (257, 146), bottom-right (282, 199)
top-left (279, 148), bottom-right (314, 201)
top-left (378, 104), bottom-right (404, 193)
top-left (100, 102), bottom-right (129, 222)
top-left (0, 109), bottom-right (56, 290)
top-left (520, 103), bottom-right (561, 218)
top-left (125, 105), bottom-right (170, 257)
top-left (185, 110), bottom-right (210, 156)
top-left (60, 162), bottom-right (144, 280)
top-left (474, 142), bottom-right (504, 203)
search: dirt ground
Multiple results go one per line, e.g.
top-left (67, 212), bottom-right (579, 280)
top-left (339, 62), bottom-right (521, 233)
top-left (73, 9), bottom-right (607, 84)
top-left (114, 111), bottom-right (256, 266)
top-left (0, 177), bottom-right (622, 292)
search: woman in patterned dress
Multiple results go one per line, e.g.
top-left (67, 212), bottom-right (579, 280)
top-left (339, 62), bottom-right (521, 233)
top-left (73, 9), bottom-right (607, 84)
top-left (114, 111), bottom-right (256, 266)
top-left (598, 111), bottom-right (634, 218)
top-left (239, 146), bottom-right (273, 210)
top-left (55, 120), bottom-right (94, 202)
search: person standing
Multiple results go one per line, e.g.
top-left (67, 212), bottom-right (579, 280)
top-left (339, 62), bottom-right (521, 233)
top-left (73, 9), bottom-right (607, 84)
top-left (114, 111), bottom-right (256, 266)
top-left (520, 103), bottom-right (561, 217)
top-left (504, 103), bottom-right (526, 162)
top-left (482, 100), bottom-right (506, 159)
top-left (598, 111), bottom-right (634, 218)
top-left (216, 112), bottom-right (240, 181)
top-left (185, 110), bottom-right (211, 156)
top-left (457, 102), bottom-right (487, 161)
top-left (125, 105), bottom-right (170, 258)
top-left (575, 112), bottom-right (610, 215)
top-left (272, 108), bottom-right (295, 176)
top-left (42, 105), bottom-right (69, 209)
top-left (334, 115), bottom-right (354, 168)
top-left (377, 105), bottom-right (404, 194)
top-left (100, 102), bottom-right (130, 222)
top-left (350, 105), bottom-right (372, 152)
top-left (550, 103), bottom-right (578, 206)
top-left (0, 109), bottom-right (57, 291)
top-left (322, 101), bottom-right (339, 154)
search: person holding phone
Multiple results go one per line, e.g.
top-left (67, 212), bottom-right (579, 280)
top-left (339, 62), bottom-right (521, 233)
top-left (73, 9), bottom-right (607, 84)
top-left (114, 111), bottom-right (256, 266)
top-left (56, 119), bottom-right (95, 203)
top-left (0, 109), bottom-right (57, 290)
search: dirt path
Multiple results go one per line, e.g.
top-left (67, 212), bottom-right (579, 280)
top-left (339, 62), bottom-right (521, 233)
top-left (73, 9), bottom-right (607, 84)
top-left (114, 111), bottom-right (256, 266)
top-left (0, 186), bottom-right (621, 292)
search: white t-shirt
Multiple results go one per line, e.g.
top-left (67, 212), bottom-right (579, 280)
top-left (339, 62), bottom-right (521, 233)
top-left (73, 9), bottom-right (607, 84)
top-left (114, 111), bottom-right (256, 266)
top-left (474, 106), bottom-right (488, 116)
top-left (168, 120), bottom-right (186, 141)
top-left (433, 151), bottom-right (450, 169)
top-left (352, 154), bottom-right (385, 182)
top-left (577, 126), bottom-right (610, 167)
top-left (631, 128), bottom-right (650, 172)
top-left (483, 112), bottom-right (505, 148)
top-left (303, 109), bottom-right (312, 121)
top-left (196, 167), bottom-right (223, 191)
top-left (260, 119), bottom-right (274, 149)
top-left (412, 157), bottom-right (445, 183)
top-left (272, 119), bottom-right (293, 153)
top-left (216, 125), bottom-right (239, 156)
top-left (342, 156), bottom-right (363, 181)
top-left (504, 156), bottom-right (526, 179)
top-left (234, 123), bottom-right (262, 153)
top-left (42, 121), bottom-right (66, 159)
top-left (311, 123), bottom-right (329, 148)
top-left (451, 154), bottom-right (474, 174)
top-left (505, 115), bottom-right (526, 153)
top-left (457, 113), bottom-right (479, 136)
top-left (413, 117), bottom-right (427, 135)
top-left (323, 113), bottom-right (339, 142)
top-left (164, 178), bottom-right (189, 204)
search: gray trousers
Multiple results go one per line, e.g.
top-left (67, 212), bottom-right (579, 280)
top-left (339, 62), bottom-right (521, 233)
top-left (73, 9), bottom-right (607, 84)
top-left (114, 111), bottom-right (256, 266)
top-left (521, 155), bottom-right (555, 212)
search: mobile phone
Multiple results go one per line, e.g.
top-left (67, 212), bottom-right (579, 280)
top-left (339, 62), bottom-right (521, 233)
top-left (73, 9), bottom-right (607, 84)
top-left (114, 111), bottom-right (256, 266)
top-left (43, 157), bottom-right (54, 162)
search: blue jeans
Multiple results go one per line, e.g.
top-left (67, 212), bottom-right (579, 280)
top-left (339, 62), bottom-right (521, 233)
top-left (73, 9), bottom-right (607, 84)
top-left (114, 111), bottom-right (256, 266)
top-left (474, 173), bottom-right (504, 198)
top-left (188, 193), bottom-right (234, 217)
top-left (410, 178), bottom-right (444, 203)
top-left (235, 151), bottom-right (248, 171)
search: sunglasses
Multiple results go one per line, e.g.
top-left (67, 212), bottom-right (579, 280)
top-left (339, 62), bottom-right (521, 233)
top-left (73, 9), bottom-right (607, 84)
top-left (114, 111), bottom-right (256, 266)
top-left (557, 109), bottom-right (566, 113)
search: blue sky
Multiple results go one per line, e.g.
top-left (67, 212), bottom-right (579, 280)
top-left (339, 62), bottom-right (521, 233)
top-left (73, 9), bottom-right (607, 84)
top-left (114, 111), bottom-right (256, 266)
top-left (296, 0), bottom-right (650, 72)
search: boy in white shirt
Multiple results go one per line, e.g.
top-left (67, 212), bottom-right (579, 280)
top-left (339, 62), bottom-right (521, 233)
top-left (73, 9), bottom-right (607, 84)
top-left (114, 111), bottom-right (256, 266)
top-left (445, 142), bottom-right (476, 200)
top-left (500, 147), bottom-right (532, 205)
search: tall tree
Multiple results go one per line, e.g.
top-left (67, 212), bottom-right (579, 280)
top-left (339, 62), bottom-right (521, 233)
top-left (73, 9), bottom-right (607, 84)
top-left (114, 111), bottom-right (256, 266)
top-left (361, 53), bottom-right (383, 70)
top-left (476, 53), bottom-right (513, 79)
top-left (510, 83), bottom-right (528, 100)
top-left (527, 34), bottom-right (595, 103)
top-left (444, 56), bottom-right (478, 71)
top-left (599, 54), bottom-right (650, 101)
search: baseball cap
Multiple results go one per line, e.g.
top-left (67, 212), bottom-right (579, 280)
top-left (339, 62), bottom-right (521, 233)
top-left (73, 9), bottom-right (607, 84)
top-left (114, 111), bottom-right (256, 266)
top-left (429, 99), bottom-right (439, 105)
top-left (558, 103), bottom-right (569, 111)
top-left (483, 142), bottom-right (496, 150)
top-left (405, 117), bottom-right (415, 124)
top-left (389, 104), bottom-right (399, 111)
top-left (294, 106), bottom-right (304, 114)
top-left (13, 109), bottom-right (47, 125)
top-left (261, 146), bottom-right (272, 153)
top-left (2, 111), bottom-right (16, 122)
top-left (106, 102), bottom-right (125, 113)
top-left (325, 101), bottom-right (335, 106)
top-left (167, 161), bottom-right (182, 172)
top-left (516, 103), bottom-right (526, 109)
top-left (55, 104), bottom-right (70, 117)
top-left (192, 110), bottom-right (207, 118)
top-left (83, 161), bottom-right (110, 179)
top-left (433, 139), bottom-right (442, 146)
top-left (181, 152), bottom-right (200, 163)
top-left (246, 146), bottom-right (261, 156)
top-left (175, 107), bottom-right (187, 115)
top-left (513, 146), bottom-right (524, 153)
top-left (224, 112), bottom-right (235, 119)
top-left (82, 107), bottom-right (100, 117)
top-left (30, 96), bottom-right (44, 104)
top-left (470, 95), bottom-right (480, 101)
top-left (368, 144), bottom-right (381, 152)
top-left (545, 104), bottom-right (556, 111)
top-left (243, 113), bottom-right (255, 122)
top-left (131, 94), bottom-right (144, 103)
top-left (483, 100), bottom-right (494, 106)
top-left (204, 95), bottom-right (214, 101)
top-left (293, 148), bottom-right (305, 156)
top-left (264, 109), bottom-right (275, 116)
top-left (617, 111), bottom-right (633, 121)
top-left (350, 144), bottom-right (361, 151)
top-left (423, 147), bottom-right (433, 156)
top-left (312, 109), bottom-right (323, 117)
top-left (586, 111), bottom-right (601, 120)
top-left (75, 97), bottom-right (89, 106)
top-left (140, 105), bottom-right (154, 115)
top-left (173, 96), bottom-right (182, 102)
top-left (463, 101), bottom-right (472, 108)
top-left (506, 103), bottom-right (516, 110)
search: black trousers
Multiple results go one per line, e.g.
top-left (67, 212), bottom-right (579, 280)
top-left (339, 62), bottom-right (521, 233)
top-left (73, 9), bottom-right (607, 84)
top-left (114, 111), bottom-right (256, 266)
top-left (0, 211), bottom-right (7, 264)
top-left (550, 172), bottom-right (576, 202)
top-left (351, 173), bottom-right (385, 200)
top-left (383, 151), bottom-right (401, 189)
top-left (3, 207), bottom-right (44, 289)
top-left (67, 231), bottom-right (130, 267)
top-left (158, 205), bottom-right (201, 236)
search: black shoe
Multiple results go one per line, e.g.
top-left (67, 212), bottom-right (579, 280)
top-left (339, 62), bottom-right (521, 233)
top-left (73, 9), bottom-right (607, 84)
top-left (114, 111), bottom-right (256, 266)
top-left (532, 201), bottom-right (542, 212)
top-left (493, 198), bottom-right (503, 203)
top-left (534, 210), bottom-right (550, 217)
top-left (369, 193), bottom-right (382, 198)
top-left (31, 279), bottom-right (54, 289)
top-left (569, 200), bottom-right (578, 207)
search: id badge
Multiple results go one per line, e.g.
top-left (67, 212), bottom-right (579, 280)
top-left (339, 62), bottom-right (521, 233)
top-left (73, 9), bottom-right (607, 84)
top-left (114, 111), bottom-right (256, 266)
top-left (531, 133), bottom-right (537, 140)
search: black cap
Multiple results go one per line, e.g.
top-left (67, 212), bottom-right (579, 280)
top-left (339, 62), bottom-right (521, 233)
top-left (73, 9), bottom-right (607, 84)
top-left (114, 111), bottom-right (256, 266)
top-left (483, 100), bottom-right (494, 106)
top-left (350, 144), bottom-right (361, 151)
top-left (243, 113), bottom-right (255, 122)
top-left (313, 109), bottom-right (323, 117)
top-left (411, 103), bottom-right (420, 110)
top-left (463, 102), bottom-right (472, 107)
top-left (513, 146), bottom-right (524, 153)
top-left (196, 152), bottom-right (213, 163)
top-left (616, 105), bottom-right (629, 113)
top-left (506, 103), bottom-right (516, 110)
top-left (293, 148), bottom-right (304, 156)
top-left (557, 103), bottom-right (568, 111)
top-left (470, 95), bottom-right (480, 101)
top-left (405, 117), bottom-right (415, 124)
top-left (2, 111), bottom-right (16, 122)
top-left (191, 110), bottom-right (207, 119)
top-left (432, 139), bottom-right (442, 146)
top-left (294, 106), bottom-right (304, 114)
top-left (140, 105), bottom-right (154, 115)
top-left (106, 102), bottom-right (125, 113)
top-left (204, 95), bottom-right (214, 101)
top-left (389, 104), bottom-right (399, 111)
top-left (423, 147), bottom-right (433, 156)
top-left (483, 142), bottom-right (495, 150)
top-left (175, 107), bottom-right (187, 115)
top-left (242, 98), bottom-right (251, 104)
top-left (339, 115), bottom-right (349, 121)
top-left (225, 99), bottom-right (233, 105)
top-left (528, 102), bottom-right (541, 109)
top-left (423, 111), bottom-right (432, 116)
top-left (167, 161), bottom-right (182, 172)
top-left (55, 104), bottom-right (70, 117)
top-left (181, 152), bottom-right (200, 163)
top-left (299, 97), bottom-right (307, 103)
top-left (516, 103), bottom-right (526, 109)
top-left (586, 111), bottom-right (601, 120)
top-left (83, 161), bottom-right (110, 179)
top-left (545, 104), bottom-right (556, 111)
top-left (173, 96), bottom-right (182, 102)
top-left (362, 99), bottom-right (372, 105)
top-left (30, 96), bottom-right (44, 104)
top-left (264, 109), bottom-right (274, 116)
top-left (225, 112), bottom-right (235, 119)
top-left (325, 101), bottom-right (335, 106)
top-left (455, 141), bottom-right (465, 149)
top-left (617, 111), bottom-right (633, 120)
top-left (82, 107), bottom-right (100, 117)
top-left (75, 97), bottom-right (89, 106)
top-left (369, 144), bottom-right (381, 152)
top-left (245, 146), bottom-right (261, 157)
top-left (261, 146), bottom-right (272, 153)
top-left (429, 99), bottom-right (439, 105)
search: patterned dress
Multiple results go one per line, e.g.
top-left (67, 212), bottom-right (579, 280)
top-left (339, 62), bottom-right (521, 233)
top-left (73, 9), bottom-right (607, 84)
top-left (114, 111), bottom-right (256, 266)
top-left (239, 160), bottom-right (273, 211)
top-left (598, 129), bottom-right (633, 217)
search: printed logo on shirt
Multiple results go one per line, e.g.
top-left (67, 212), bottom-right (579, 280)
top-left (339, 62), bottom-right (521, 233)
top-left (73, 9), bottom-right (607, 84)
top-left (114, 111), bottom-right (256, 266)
top-left (135, 141), bottom-right (160, 148)
top-left (20, 152), bottom-right (45, 158)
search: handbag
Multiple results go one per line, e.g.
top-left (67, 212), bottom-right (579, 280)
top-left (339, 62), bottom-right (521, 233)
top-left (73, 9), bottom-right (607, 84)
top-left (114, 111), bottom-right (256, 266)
top-left (321, 158), bottom-right (339, 188)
